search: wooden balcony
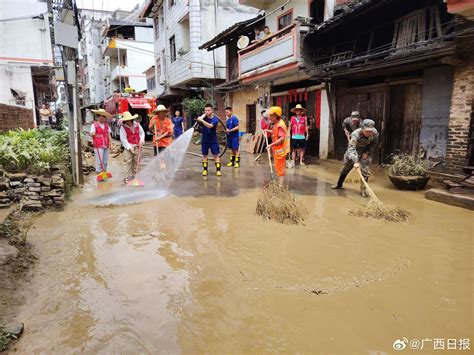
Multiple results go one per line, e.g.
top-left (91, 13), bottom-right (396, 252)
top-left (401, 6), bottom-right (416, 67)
top-left (238, 23), bottom-right (303, 83)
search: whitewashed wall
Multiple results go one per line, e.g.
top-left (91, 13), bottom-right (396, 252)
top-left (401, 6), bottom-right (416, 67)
top-left (0, 0), bottom-right (53, 125)
top-left (260, 0), bottom-right (309, 33)
top-left (152, 0), bottom-right (259, 88)
top-left (115, 40), bottom-right (154, 92)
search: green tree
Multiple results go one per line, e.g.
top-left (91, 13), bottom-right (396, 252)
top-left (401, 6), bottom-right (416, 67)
top-left (182, 96), bottom-right (206, 120)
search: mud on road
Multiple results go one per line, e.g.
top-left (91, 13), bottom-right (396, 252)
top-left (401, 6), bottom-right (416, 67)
top-left (9, 151), bottom-right (474, 353)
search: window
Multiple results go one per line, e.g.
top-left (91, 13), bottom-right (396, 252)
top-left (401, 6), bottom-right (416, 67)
top-left (156, 58), bottom-right (161, 81)
top-left (169, 35), bottom-right (176, 63)
top-left (147, 77), bottom-right (156, 90)
top-left (277, 9), bottom-right (293, 30)
top-left (154, 16), bottom-right (160, 38)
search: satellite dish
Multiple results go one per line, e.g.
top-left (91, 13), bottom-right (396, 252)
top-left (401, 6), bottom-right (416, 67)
top-left (237, 36), bottom-right (250, 49)
top-left (155, 85), bottom-right (165, 97)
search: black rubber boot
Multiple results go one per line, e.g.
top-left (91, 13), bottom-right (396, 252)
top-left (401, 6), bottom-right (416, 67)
top-left (331, 173), bottom-right (348, 189)
top-left (153, 146), bottom-right (158, 156)
top-left (202, 161), bottom-right (208, 176)
top-left (215, 162), bottom-right (222, 176)
top-left (234, 156), bottom-right (240, 168)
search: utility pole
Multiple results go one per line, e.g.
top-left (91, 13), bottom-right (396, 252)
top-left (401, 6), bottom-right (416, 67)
top-left (51, 0), bottom-right (84, 185)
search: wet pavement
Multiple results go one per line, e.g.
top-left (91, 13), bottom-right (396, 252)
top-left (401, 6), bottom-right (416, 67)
top-left (10, 143), bottom-right (474, 354)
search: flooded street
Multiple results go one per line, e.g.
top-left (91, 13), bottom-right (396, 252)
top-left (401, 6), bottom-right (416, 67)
top-left (12, 149), bottom-right (473, 354)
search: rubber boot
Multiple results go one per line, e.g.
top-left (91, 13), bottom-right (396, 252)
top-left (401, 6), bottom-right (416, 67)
top-left (234, 156), bottom-right (240, 168)
top-left (215, 162), bottom-right (222, 176)
top-left (153, 146), bottom-right (158, 156)
top-left (202, 161), bottom-right (208, 176)
top-left (360, 176), bottom-right (369, 197)
top-left (227, 155), bottom-right (235, 167)
top-left (331, 173), bottom-right (348, 189)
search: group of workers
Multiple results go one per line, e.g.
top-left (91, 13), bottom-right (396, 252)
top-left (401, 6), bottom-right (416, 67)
top-left (89, 102), bottom-right (379, 196)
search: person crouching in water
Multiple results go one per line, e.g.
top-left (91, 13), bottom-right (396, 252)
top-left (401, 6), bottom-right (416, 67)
top-left (331, 119), bottom-right (379, 197)
top-left (266, 106), bottom-right (290, 185)
top-left (149, 105), bottom-right (173, 156)
top-left (119, 111), bottom-right (145, 183)
top-left (289, 104), bottom-right (309, 167)
top-left (195, 103), bottom-right (221, 176)
top-left (90, 109), bottom-right (112, 174)
top-left (225, 106), bottom-right (240, 168)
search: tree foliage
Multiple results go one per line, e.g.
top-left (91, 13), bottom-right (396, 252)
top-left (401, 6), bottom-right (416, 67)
top-left (182, 96), bottom-right (206, 119)
top-left (0, 129), bottom-right (70, 174)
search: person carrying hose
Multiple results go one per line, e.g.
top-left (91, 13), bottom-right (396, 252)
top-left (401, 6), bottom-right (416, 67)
top-left (195, 103), bottom-right (221, 177)
top-left (331, 119), bottom-right (379, 197)
top-left (266, 106), bottom-right (290, 185)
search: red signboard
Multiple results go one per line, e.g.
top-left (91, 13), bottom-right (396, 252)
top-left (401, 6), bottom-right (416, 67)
top-left (127, 98), bottom-right (151, 109)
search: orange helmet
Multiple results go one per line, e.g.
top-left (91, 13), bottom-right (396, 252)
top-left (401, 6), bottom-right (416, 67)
top-left (268, 106), bottom-right (282, 117)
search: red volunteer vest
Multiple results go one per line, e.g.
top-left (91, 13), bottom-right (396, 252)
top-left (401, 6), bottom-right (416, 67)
top-left (92, 122), bottom-right (110, 148)
top-left (291, 116), bottom-right (307, 136)
top-left (123, 124), bottom-right (140, 145)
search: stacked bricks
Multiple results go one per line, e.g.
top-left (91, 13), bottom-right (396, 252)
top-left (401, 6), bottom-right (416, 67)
top-left (0, 173), bottom-right (66, 211)
top-left (445, 60), bottom-right (474, 174)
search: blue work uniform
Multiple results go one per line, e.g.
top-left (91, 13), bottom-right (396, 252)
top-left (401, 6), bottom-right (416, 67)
top-left (226, 115), bottom-right (239, 150)
top-left (172, 116), bottom-right (184, 138)
top-left (201, 115), bottom-right (220, 156)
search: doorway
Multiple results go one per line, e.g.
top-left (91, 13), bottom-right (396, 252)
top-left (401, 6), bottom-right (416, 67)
top-left (246, 104), bottom-right (256, 134)
top-left (385, 83), bottom-right (423, 157)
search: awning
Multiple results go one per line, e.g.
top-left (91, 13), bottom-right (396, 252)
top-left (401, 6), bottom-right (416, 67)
top-left (127, 97), bottom-right (151, 109)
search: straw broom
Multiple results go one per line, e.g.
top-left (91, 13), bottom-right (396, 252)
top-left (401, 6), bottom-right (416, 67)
top-left (349, 167), bottom-right (410, 222)
top-left (256, 133), bottom-right (307, 225)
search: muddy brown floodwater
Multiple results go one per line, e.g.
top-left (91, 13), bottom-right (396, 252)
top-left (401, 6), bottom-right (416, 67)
top-left (10, 151), bottom-right (474, 354)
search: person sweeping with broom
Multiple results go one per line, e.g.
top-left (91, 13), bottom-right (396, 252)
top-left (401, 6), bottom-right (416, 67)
top-left (256, 105), bottom-right (307, 225)
top-left (265, 106), bottom-right (290, 185)
top-left (331, 119), bottom-right (379, 197)
top-left (90, 109), bottom-right (113, 179)
top-left (119, 111), bottom-right (145, 184)
top-left (149, 105), bottom-right (173, 155)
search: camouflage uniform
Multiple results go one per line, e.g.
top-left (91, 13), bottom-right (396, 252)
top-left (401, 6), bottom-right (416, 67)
top-left (341, 128), bottom-right (379, 179)
top-left (332, 119), bottom-right (379, 195)
top-left (342, 116), bottom-right (360, 135)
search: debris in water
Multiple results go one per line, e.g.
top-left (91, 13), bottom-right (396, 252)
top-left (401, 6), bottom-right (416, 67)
top-left (349, 168), bottom-right (410, 222)
top-left (350, 200), bottom-right (411, 222)
top-left (256, 181), bottom-right (308, 225)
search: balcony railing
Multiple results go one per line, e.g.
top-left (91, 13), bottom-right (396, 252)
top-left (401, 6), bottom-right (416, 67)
top-left (111, 65), bottom-right (131, 80)
top-left (238, 23), bottom-right (302, 80)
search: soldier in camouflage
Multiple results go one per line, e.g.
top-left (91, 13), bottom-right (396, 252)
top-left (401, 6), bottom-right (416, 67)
top-left (342, 111), bottom-right (361, 141)
top-left (331, 119), bottom-right (379, 197)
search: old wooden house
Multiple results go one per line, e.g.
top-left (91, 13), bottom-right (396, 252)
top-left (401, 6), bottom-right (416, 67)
top-left (304, 0), bottom-right (474, 174)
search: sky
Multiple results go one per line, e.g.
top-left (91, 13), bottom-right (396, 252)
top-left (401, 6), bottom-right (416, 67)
top-left (77, 0), bottom-right (144, 12)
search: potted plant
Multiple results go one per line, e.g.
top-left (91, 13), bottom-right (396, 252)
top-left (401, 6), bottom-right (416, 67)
top-left (385, 153), bottom-right (432, 190)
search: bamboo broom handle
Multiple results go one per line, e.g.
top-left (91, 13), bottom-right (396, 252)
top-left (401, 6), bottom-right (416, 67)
top-left (264, 131), bottom-right (274, 179)
top-left (356, 167), bottom-right (382, 205)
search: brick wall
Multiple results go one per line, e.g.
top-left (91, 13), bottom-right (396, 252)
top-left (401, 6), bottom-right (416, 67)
top-left (0, 104), bottom-right (35, 131)
top-left (444, 60), bottom-right (474, 173)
